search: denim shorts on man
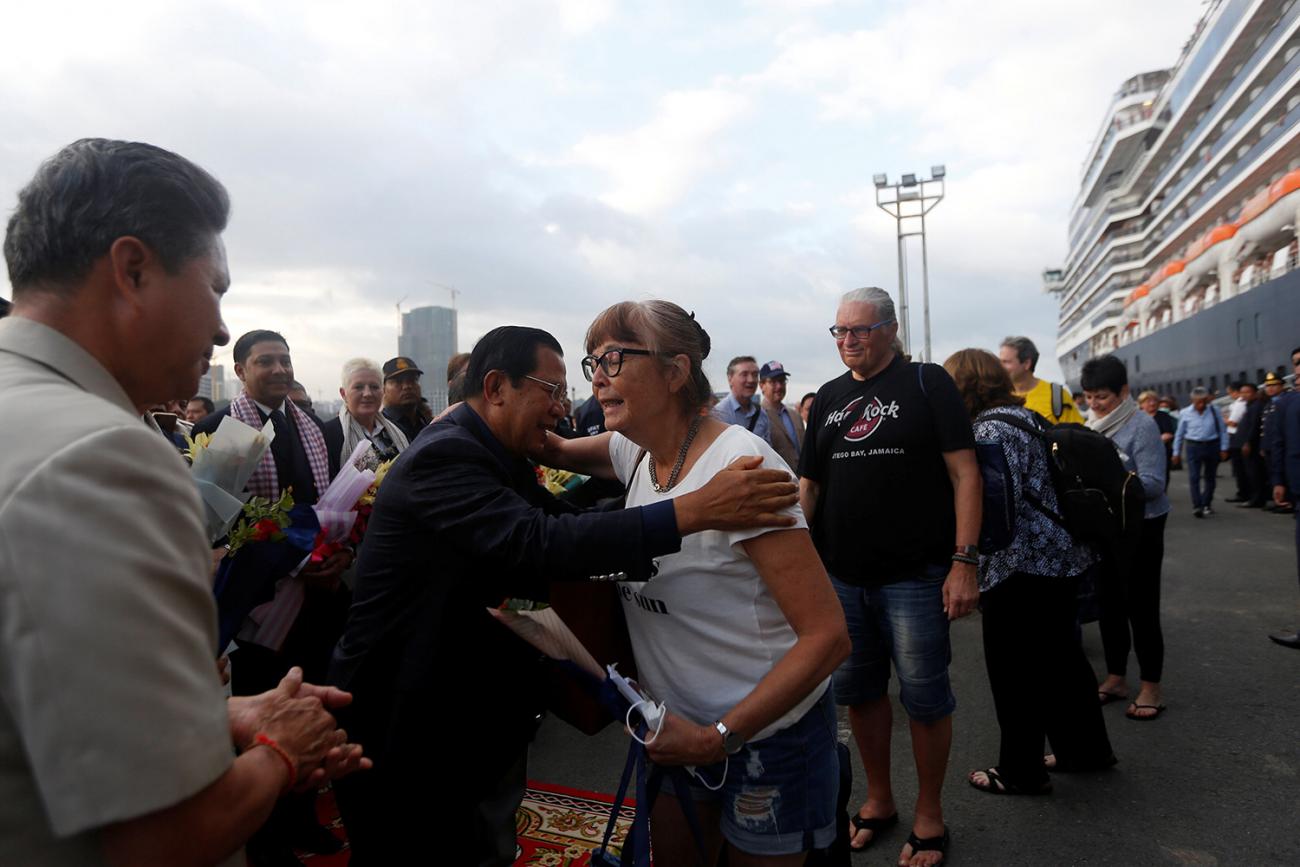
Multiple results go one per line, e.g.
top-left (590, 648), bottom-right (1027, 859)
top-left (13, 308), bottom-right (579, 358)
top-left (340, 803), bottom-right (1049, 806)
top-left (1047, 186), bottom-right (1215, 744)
top-left (829, 571), bottom-right (956, 722)
top-left (661, 689), bottom-right (838, 856)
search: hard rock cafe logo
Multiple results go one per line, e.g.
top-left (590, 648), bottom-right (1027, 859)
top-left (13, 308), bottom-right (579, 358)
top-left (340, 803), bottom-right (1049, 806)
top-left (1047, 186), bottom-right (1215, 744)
top-left (824, 395), bottom-right (900, 442)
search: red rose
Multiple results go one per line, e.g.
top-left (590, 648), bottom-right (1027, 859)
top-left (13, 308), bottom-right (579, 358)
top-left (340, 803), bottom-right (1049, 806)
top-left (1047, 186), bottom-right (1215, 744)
top-left (251, 518), bottom-right (280, 541)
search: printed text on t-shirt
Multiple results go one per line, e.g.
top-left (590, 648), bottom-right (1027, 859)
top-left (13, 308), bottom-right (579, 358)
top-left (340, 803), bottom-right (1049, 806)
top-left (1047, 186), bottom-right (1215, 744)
top-left (620, 584), bottom-right (669, 615)
top-left (823, 395), bottom-right (901, 442)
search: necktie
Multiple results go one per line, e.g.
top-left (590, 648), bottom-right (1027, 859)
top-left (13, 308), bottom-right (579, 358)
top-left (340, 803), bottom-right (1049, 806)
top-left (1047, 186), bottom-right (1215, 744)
top-left (268, 409), bottom-right (318, 504)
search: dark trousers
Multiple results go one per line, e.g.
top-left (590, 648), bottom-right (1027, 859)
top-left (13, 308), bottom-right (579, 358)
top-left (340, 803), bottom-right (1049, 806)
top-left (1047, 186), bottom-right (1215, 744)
top-left (1230, 449), bottom-right (1248, 499)
top-left (1185, 441), bottom-right (1221, 509)
top-left (980, 572), bottom-right (1114, 788)
top-left (1244, 452), bottom-right (1269, 506)
top-left (334, 692), bottom-right (530, 867)
top-left (1099, 513), bottom-right (1167, 683)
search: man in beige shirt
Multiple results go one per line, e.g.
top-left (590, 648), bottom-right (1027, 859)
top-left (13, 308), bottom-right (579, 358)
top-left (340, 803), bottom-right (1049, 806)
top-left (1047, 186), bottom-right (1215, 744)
top-left (0, 138), bottom-right (367, 866)
top-left (760, 360), bottom-right (805, 474)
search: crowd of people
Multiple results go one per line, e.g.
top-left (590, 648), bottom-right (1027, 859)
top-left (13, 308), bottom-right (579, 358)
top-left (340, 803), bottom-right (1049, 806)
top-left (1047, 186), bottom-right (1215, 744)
top-left (2, 137), bottom-right (1299, 867)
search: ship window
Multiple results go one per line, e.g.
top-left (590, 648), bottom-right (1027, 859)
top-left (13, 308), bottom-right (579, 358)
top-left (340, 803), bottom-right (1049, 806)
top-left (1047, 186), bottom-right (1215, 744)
top-left (1257, 369), bottom-right (1266, 383)
top-left (1196, 378), bottom-right (1204, 387)
top-left (1236, 318), bottom-right (1245, 347)
top-left (1210, 376), bottom-right (1217, 392)
top-left (1254, 313), bottom-right (1262, 342)
top-left (1135, 355), bottom-right (1141, 373)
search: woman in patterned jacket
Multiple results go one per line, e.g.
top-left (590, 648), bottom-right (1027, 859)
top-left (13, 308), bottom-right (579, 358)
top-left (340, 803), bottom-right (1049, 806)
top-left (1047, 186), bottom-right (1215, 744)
top-left (943, 349), bottom-right (1116, 796)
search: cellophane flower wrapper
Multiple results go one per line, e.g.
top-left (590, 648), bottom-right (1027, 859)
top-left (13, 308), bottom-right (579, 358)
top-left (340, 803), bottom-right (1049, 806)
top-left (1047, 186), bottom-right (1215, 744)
top-left (212, 503), bottom-right (319, 652)
top-left (190, 415), bottom-right (275, 543)
top-left (308, 440), bottom-right (376, 561)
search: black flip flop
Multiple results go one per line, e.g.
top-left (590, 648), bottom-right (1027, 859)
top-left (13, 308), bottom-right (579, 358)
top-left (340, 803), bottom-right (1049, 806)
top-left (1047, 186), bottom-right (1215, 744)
top-left (1126, 703), bottom-right (1166, 721)
top-left (903, 827), bottom-right (950, 864)
top-left (848, 812), bottom-right (898, 850)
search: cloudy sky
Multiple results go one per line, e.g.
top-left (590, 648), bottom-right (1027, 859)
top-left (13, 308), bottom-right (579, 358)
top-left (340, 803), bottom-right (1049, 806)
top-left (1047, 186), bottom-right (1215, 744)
top-left (1, 0), bottom-right (1206, 401)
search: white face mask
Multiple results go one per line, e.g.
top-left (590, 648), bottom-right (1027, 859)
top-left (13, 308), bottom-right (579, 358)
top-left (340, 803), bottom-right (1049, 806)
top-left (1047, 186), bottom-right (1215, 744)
top-left (625, 700), bottom-right (728, 792)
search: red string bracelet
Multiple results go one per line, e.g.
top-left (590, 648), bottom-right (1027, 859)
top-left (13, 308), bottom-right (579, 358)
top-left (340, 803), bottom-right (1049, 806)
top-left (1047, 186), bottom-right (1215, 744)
top-left (253, 733), bottom-right (297, 792)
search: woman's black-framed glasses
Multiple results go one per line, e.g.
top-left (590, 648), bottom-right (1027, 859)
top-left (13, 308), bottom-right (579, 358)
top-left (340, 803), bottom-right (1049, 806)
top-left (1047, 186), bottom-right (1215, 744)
top-left (581, 347), bottom-right (655, 381)
top-left (523, 374), bottom-right (566, 403)
top-left (828, 318), bottom-right (896, 340)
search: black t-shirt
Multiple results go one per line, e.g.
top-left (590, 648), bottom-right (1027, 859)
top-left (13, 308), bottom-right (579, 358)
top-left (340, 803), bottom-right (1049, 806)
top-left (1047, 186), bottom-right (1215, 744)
top-left (799, 355), bottom-right (975, 586)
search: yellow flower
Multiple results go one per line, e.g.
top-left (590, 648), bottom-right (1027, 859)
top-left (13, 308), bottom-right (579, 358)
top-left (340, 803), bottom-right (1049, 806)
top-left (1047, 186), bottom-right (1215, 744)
top-left (183, 431), bottom-right (212, 462)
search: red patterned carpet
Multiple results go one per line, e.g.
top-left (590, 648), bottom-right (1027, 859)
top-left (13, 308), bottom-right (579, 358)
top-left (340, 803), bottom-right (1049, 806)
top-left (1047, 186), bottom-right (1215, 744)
top-left (293, 781), bottom-right (633, 865)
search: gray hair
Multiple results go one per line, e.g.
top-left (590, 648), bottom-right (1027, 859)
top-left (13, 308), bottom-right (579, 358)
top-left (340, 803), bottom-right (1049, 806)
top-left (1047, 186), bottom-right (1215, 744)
top-left (4, 138), bottom-right (229, 295)
top-left (1190, 386), bottom-right (1210, 399)
top-left (341, 357), bottom-right (382, 388)
top-left (1000, 336), bottom-right (1040, 372)
top-left (841, 287), bottom-right (904, 355)
top-left (840, 286), bottom-right (896, 322)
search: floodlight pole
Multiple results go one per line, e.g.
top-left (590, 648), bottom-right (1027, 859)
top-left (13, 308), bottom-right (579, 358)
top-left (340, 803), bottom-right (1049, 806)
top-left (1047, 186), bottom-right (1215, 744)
top-left (874, 171), bottom-right (945, 362)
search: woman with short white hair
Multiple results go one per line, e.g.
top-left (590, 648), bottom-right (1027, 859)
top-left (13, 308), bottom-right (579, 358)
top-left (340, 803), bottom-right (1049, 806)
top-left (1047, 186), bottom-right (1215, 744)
top-left (322, 357), bottom-right (410, 471)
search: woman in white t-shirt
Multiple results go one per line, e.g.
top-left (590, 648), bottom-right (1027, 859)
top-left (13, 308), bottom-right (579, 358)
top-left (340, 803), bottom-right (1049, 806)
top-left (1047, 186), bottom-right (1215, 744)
top-left (549, 300), bottom-right (849, 865)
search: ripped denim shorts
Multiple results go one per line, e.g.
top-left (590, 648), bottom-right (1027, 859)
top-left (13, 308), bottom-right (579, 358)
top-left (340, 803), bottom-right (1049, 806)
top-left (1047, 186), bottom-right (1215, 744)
top-left (659, 688), bottom-right (838, 856)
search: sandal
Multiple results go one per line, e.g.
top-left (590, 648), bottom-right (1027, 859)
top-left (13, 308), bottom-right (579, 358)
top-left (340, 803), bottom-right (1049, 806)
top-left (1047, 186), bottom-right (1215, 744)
top-left (968, 767), bottom-right (1052, 796)
top-left (902, 827), bottom-right (950, 864)
top-left (1126, 703), bottom-right (1166, 721)
top-left (848, 811), bottom-right (898, 850)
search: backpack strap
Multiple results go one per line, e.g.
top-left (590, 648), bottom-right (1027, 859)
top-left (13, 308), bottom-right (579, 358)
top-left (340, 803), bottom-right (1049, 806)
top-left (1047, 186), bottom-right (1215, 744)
top-left (746, 409), bottom-right (761, 432)
top-left (980, 409), bottom-right (1047, 439)
top-left (1051, 383), bottom-right (1064, 421)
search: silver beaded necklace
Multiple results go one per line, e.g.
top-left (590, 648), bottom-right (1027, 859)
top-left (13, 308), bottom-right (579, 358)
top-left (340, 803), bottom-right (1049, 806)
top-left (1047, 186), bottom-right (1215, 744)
top-left (648, 415), bottom-right (703, 493)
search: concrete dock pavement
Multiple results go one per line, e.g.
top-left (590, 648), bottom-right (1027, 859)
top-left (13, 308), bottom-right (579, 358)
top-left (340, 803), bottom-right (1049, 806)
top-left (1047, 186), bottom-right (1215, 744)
top-left (526, 468), bottom-right (1300, 865)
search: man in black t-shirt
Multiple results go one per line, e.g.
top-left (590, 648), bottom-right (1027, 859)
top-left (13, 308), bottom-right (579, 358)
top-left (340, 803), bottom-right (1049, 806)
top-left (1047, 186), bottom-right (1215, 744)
top-left (799, 287), bottom-right (980, 864)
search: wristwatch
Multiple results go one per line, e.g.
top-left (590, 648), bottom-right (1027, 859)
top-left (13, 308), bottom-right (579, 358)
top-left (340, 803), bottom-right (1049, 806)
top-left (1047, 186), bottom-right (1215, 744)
top-left (714, 720), bottom-right (745, 755)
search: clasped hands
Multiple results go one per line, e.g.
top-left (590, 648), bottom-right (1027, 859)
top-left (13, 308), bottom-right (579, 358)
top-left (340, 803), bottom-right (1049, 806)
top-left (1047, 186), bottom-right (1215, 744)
top-left (228, 666), bottom-right (371, 792)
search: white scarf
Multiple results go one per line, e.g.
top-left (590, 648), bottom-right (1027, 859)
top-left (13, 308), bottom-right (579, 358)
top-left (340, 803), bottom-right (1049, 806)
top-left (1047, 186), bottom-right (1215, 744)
top-left (338, 405), bottom-right (410, 470)
top-left (1086, 395), bottom-right (1138, 439)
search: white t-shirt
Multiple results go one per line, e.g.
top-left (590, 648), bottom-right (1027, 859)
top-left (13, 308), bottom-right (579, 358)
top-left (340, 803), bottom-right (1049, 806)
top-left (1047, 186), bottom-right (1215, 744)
top-left (609, 425), bottom-right (829, 742)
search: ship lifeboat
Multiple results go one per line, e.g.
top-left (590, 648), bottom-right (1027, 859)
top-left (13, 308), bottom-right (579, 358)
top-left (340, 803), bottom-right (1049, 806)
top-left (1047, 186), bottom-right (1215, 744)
top-left (1235, 168), bottom-right (1300, 243)
top-left (1130, 259), bottom-right (1183, 310)
top-left (1182, 223), bottom-right (1237, 279)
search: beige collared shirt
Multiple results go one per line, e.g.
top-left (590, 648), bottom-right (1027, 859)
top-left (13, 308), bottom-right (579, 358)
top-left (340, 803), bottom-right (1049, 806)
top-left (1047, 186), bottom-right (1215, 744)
top-left (0, 317), bottom-right (232, 865)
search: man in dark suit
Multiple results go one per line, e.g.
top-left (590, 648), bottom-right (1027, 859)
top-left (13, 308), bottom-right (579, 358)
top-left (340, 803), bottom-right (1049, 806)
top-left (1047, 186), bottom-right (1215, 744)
top-left (1267, 347), bottom-right (1300, 649)
top-left (760, 360), bottom-right (805, 474)
top-left (329, 325), bottom-right (801, 866)
top-left (192, 329), bottom-right (350, 865)
top-left (1234, 382), bottom-right (1267, 508)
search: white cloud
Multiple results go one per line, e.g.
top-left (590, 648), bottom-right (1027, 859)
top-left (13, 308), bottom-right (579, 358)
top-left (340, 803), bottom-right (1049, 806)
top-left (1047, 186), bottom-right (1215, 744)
top-left (571, 87), bottom-right (751, 213)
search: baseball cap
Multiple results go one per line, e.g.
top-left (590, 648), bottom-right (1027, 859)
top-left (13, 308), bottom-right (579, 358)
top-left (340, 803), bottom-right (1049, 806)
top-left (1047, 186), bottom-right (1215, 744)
top-left (759, 361), bottom-right (790, 380)
top-left (382, 356), bottom-right (424, 380)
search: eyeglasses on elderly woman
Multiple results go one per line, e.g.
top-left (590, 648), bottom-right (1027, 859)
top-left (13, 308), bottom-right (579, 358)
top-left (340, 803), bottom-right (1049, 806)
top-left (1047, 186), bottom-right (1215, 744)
top-left (580, 347), bottom-right (663, 381)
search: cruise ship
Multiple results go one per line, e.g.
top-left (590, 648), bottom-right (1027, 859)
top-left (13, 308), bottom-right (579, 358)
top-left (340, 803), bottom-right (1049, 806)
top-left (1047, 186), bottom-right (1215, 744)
top-left (1046, 0), bottom-right (1300, 399)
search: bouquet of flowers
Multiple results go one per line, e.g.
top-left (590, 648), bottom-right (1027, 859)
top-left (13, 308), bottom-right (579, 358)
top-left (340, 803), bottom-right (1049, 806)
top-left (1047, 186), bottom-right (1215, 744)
top-left (307, 440), bottom-right (381, 565)
top-left (535, 465), bottom-right (589, 496)
top-left (186, 416), bottom-right (275, 543)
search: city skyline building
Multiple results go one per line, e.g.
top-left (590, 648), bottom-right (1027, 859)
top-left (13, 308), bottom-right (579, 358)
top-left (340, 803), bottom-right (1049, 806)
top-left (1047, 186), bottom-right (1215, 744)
top-left (399, 304), bottom-right (458, 412)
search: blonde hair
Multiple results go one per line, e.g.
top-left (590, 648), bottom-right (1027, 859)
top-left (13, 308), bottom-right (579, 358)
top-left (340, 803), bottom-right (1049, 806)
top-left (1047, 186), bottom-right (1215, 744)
top-left (340, 357), bottom-right (381, 388)
top-left (1137, 390), bottom-right (1159, 404)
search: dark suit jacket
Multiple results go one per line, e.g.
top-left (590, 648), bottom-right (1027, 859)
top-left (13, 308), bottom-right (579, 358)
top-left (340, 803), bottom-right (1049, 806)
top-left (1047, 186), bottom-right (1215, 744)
top-left (328, 404), bottom-right (681, 776)
top-left (1269, 392), bottom-right (1300, 494)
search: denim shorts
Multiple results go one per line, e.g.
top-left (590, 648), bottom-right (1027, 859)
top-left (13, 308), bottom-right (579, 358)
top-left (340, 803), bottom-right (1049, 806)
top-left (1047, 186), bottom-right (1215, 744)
top-left (829, 571), bottom-right (956, 723)
top-left (660, 690), bottom-right (838, 856)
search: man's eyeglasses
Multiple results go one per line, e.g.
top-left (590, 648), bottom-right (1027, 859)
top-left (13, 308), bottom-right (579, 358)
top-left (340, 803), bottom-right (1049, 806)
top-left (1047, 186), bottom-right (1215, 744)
top-left (523, 374), bottom-right (566, 403)
top-left (828, 319), bottom-right (896, 341)
top-left (581, 347), bottom-right (656, 381)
